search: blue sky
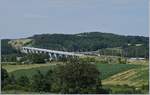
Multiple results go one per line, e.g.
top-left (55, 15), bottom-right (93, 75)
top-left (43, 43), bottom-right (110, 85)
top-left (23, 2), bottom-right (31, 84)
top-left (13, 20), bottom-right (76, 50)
top-left (0, 0), bottom-right (148, 39)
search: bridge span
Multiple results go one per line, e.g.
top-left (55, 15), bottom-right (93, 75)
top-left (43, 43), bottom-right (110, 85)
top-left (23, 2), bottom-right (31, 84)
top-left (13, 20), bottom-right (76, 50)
top-left (21, 47), bottom-right (84, 60)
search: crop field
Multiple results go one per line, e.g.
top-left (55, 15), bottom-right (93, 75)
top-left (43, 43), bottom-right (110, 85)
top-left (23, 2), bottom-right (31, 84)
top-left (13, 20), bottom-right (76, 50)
top-left (102, 66), bottom-right (149, 87)
top-left (10, 66), bottom-right (56, 79)
top-left (95, 63), bottom-right (141, 79)
top-left (5, 62), bottom-right (142, 80)
top-left (2, 62), bottom-right (61, 73)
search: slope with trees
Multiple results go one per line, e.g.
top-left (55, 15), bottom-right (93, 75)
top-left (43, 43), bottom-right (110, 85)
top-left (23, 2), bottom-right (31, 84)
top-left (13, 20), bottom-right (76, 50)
top-left (1, 32), bottom-right (149, 62)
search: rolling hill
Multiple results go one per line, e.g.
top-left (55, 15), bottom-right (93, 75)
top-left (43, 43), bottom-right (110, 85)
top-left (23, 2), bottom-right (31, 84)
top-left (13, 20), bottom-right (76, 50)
top-left (1, 32), bottom-right (149, 58)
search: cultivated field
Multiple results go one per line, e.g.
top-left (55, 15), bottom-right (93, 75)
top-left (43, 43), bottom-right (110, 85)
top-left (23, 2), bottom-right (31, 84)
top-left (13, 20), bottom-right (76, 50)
top-left (102, 66), bottom-right (148, 87)
top-left (3, 62), bottom-right (144, 80)
top-left (95, 63), bottom-right (141, 79)
top-left (2, 62), bottom-right (61, 73)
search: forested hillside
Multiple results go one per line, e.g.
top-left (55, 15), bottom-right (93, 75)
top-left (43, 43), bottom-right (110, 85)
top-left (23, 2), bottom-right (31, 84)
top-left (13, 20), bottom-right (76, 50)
top-left (1, 32), bottom-right (149, 57)
top-left (1, 39), bottom-right (17, 55)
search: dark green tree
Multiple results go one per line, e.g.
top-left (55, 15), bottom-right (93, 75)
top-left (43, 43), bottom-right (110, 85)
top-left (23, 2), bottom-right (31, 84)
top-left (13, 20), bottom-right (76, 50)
top-left (17, 76), bottom-right (30, 87)
top-left (9, 74), bottom-right (17, 85)
top-left (31, 70), bottom-right (53, 92)
top-left (22, 53), bottom-right (49, 64)
top-left (51, 59), bottom-right (109, 94)
top-left (1, 68), bottom-right (9, 88)
top-left (31, 70), bottom-right (45, 92)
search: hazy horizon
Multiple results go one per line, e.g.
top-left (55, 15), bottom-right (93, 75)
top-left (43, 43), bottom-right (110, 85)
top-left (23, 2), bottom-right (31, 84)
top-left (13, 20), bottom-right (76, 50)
top-left (0, 0), bottom-right (148, 39)
top-left (1, 31), bottom-right (149, 40)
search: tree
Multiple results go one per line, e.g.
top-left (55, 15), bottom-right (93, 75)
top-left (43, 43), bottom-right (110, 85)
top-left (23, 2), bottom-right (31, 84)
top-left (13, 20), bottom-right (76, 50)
top-left (44, 69), bottom-right (53, 92)
top-left (31, 70), bottom-right (53, 92)
top-left (22, 53), bottom-right (49, 64)
top-left (31, 70), bottom-right (44, 92)
top-left (17, 76), bottom-right (30, 87)
top-left (51, 59), bottom-right (109, 94)
top-left (9, 74), bottom-right (17, 85)
top-left (1, 68), bottom-right (9, 88)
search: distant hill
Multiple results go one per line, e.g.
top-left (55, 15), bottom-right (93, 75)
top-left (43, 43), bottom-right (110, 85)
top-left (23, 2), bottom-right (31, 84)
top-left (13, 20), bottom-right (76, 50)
top-left (1, 32), bottom-right (149, 57)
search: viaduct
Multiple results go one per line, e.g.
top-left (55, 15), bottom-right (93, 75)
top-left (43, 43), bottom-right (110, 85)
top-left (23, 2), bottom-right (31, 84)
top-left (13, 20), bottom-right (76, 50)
top-left (21, 47), bottom-right (84, 60)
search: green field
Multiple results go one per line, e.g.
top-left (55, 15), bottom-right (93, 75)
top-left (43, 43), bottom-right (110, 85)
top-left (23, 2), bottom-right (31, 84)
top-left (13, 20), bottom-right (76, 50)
top-left (10, 65), bottom-right (55, 79)
top-left (2, 62), bottom-right (61, 73)
top-left (102, 66), bottom-right (149, 87)
top-left (2, 61), bottom-right (149, 94)
top-left (5, 63), bottom-right (141, 80)
top-left (95, 63), bottom-right (141, 79)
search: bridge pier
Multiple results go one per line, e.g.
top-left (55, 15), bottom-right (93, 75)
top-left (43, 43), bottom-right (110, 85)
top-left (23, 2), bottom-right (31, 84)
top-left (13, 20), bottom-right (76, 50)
top-left (48, 53), bottom-right (52, 61)
top-left (54, 53), bottom-right (58, 60)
